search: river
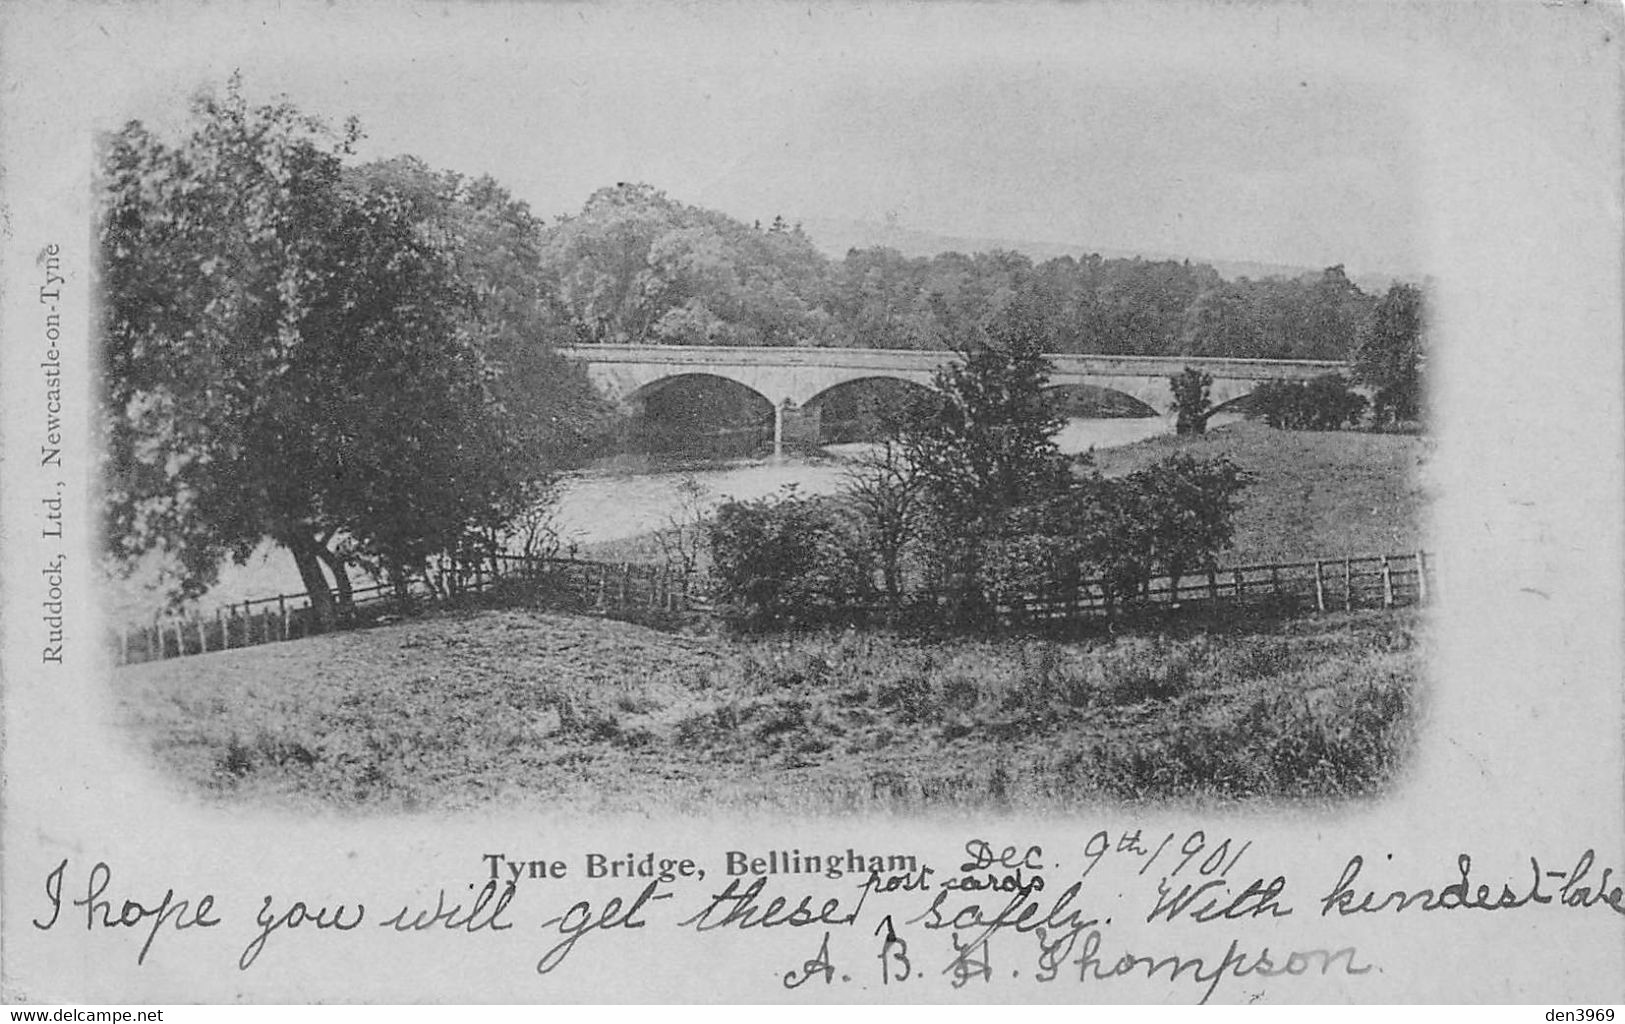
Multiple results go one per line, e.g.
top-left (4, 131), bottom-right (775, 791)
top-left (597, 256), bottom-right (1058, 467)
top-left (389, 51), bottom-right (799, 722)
top-left (108, 414), bottom-right (1237, 619)
top-left (552, 415), bottom-right (1215, 550)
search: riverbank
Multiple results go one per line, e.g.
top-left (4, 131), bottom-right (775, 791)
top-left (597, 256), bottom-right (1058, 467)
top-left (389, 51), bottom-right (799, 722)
top-left (114, 604), bottom-right (1422, 815)
top-left (582, 421), bottom-right (1432, 568)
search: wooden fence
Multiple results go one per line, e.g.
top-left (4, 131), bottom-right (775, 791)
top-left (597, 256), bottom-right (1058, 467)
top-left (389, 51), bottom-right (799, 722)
top-left (994, 551), bottom-right (1433, 627)
top-left (114, 554), bottom-right (703, 667)
top-left (113, 550), bottom-right (1431, 667)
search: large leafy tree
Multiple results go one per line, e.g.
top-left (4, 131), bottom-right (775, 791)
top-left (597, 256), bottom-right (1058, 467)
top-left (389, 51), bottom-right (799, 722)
top-left (98, 83), bottom-right (586, 624)
top-left (540, 183), bottom-right (831, 347)
top-left (350, 157), bottom-right (612, 560)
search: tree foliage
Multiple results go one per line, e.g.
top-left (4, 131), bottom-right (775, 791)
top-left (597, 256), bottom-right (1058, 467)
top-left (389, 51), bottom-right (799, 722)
top-left (538, 181), bottom-right (1408, 363)
top-left (707, 487), bottom-right (874, 631)
top-left (896, 303), bottom-right (1068, 528)
top-left (1117, 454), bottom-right (1251, 596)
top-left (1354, 283), bottom-right (1426, 425)
top-left (893, 303), bottom-right (1070, 618)
top-left (98, 82), bottom-right (601, 622)
top-left (540, 183), bottom-right (832, 347)
top-left (1169, 367), bottom-right (1214, 435)
top-left (843, 437), bottom-right (925, 617)
top-left (978, 456), bottom-right (1249, 617)
top-left (1247, 375), bottom-right (1369, 431)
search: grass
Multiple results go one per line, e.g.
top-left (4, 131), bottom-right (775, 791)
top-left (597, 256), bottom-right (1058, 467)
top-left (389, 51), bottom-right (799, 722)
top-left (114, 604), bottom-right (1424, 815)
top-left (113, 422), bottom-right (1428, 815)
top-left (1085, 420), bottom-right (1432, 564)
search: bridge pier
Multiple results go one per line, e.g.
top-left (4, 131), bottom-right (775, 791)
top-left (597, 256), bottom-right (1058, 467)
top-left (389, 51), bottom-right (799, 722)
top-left (771, 399), bottom-right (823, 456)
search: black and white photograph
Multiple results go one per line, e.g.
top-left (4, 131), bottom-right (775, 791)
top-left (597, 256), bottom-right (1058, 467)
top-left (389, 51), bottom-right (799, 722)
top-left (2, 0), bottom-right (1621, 1006)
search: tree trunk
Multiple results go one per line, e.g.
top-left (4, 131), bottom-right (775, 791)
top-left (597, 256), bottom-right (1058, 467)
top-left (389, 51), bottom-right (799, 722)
top-left (284, 532), bottom-right (337, 633)
top-left (881, 544), bottom-right (903, 622)
top-left (315, 546), bottom-right (355, 622)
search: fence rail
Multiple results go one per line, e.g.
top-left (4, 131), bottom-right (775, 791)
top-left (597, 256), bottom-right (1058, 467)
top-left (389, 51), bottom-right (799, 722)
top-left (994, 551), bottom-right (1432, 626)
top-left (113, 553), bottom-right (704, 667)
top-left (113, 550), bottom-right (1432, 667)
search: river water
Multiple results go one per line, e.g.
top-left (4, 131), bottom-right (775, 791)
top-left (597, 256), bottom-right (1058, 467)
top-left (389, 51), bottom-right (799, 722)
top-left (111, 414), bottom-right (1236, 618)
top-left (552, 415), bottom-right (1202, 550)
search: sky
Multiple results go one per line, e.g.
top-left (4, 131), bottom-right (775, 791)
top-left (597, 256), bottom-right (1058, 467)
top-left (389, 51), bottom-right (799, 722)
top-left (87, 2), bottom-right (1430, 278)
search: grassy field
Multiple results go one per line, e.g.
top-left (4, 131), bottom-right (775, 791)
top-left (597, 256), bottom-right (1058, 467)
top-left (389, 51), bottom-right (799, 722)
top-left (1086, 420), bottom-right (1432, 565)
top-left (113, 422), bottom-right (1429, 815)
top-left (115, 604), bottom-right (1423, 815)
top-left (582, 421), bottom-right (1432, 569)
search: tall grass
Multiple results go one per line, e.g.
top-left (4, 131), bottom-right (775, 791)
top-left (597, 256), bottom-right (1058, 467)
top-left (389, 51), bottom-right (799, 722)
top-left (117, 606), bottom-right (1423, 814)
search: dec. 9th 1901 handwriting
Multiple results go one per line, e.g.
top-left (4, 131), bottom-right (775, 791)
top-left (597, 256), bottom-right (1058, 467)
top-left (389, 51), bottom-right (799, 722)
top-left (29, 833), bottom-right (1625, 1002)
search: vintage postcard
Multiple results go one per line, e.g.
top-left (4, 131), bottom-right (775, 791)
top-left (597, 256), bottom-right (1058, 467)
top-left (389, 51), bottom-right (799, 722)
top-left (2, 0), bottom-right (1621, 1005)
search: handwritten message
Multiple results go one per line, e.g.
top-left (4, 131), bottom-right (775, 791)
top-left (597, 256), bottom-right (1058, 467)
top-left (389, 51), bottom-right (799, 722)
top-left (29, 832), bottom-right (1625, 1002)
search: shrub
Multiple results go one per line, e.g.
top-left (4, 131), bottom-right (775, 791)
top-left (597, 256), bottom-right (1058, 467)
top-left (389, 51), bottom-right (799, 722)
top-left (977, 531), bottom-right (1085, 622)
top-left (1248, 374), bottom-right (1368, 431)
top-left (1116, 454), bottom-right (1251, 599)
top-left (708, 487), bottom-right (876, 630)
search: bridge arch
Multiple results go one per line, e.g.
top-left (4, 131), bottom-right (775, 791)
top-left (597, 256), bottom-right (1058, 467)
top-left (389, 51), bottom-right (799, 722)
top-left (624, 371), bottom-right (774, 410)
top-left (620, 372), bottom-right (776, 457)
top-left (802, 374), bottom-right (934, 409)
top-left (1208, 392), bottom-right (1256, 418)
top-left (1043, 382), bottom-right (1162, 419)
top-left (803, 375), bottom-right (935, 445)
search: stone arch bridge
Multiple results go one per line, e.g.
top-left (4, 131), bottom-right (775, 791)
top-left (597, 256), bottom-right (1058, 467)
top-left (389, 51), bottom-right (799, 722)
top-left (562, 344), bottom-right (1349, 454)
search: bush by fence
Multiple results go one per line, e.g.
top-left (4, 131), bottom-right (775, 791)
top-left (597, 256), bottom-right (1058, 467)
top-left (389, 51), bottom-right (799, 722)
top-left (707, 490), bottom-right (876, 631)
top-left (1246, 374), bottom-right (1369, 431)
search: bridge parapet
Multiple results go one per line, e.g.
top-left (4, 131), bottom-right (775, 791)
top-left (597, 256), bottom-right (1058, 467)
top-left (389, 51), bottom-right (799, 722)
top-left (562, 344), bottom-right (1346, 380)
top-left (560, 344), bottom-right (1353, 455)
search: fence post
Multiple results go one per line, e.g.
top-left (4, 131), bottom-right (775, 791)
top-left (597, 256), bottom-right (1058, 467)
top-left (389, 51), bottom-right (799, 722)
top-left (1207, 569), bottom-right (1219, 608)
top-left (1314, 561), bottom-right (1326, 613)
top-left (1343, 559), bottom-right (1354, 611)
top-left (196, 617), bottom-right (208, 654)
top-left (1232, 569), bottom-right (1244, 599)
top-left (620, 564), bottom-right (631, 607)
top-left (1381, 557), bottom-right (1395, 608)
top-left (278, 596), bottom-right (288, 640)
top-left (1415, 551), bottom-right (1429, 603)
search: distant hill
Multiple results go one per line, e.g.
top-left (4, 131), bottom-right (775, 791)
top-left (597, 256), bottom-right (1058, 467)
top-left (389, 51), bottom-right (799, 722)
top-left (794, 215), bottom-right (1397, 293)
